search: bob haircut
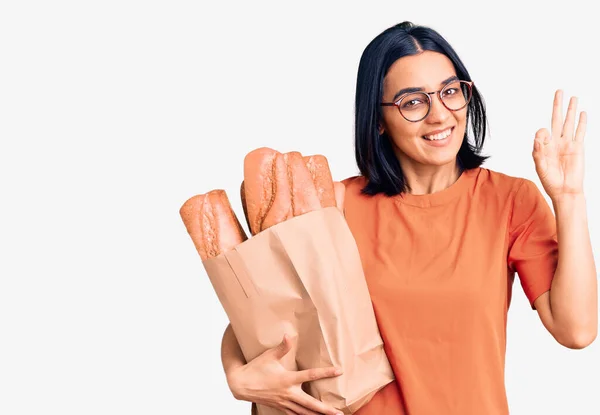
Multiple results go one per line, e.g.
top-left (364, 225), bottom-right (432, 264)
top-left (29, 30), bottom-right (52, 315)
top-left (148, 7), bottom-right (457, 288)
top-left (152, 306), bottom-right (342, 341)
top-left (355, 21), bottom-right (488, 196)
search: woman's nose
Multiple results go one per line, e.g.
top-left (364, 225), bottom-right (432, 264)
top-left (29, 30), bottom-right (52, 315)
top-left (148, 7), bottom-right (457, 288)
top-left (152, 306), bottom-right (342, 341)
top-left (426, 94), bottom-right (451, 123)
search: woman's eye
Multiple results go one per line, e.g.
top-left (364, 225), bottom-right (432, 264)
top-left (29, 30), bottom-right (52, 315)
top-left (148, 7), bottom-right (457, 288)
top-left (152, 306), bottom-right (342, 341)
top-left (444, 88), bottom-right (458, 96)
top-left (402, 99), bottom-right (423, 109)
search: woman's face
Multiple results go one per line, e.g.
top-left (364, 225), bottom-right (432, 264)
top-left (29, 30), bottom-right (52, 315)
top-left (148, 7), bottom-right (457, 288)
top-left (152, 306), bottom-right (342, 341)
top-left (380, 51), bottom-right (467, 168)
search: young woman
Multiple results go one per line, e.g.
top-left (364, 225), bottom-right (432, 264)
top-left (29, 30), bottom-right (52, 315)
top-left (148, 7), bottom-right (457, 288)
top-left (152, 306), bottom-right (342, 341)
top-left (220, 22), bottom-right (597, 415)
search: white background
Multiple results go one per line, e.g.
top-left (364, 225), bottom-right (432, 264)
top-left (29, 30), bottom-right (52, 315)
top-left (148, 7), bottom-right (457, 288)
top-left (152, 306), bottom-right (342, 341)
top-left (1, 1), bottom-right (599, 414)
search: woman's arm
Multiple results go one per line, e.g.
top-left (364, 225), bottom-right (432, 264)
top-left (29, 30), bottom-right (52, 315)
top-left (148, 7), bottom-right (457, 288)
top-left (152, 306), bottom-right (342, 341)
top-left (534, 195), bottom-right (598, 348)
top-left (220, 324), bottom-right (344, 415)
top-left (221, 323), bottom-right (247, 393)
top-left (531, 90), bottom-right (598, 348)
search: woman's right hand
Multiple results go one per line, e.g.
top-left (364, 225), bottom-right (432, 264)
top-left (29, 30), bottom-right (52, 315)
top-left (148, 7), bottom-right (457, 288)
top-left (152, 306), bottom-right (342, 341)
top-left (226, 334), bottom-right (344, 415)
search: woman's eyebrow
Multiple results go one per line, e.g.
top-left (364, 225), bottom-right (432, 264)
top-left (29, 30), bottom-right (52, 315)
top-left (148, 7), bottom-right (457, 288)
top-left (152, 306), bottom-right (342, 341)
top-left (391, 75), bottom-right (459, 102)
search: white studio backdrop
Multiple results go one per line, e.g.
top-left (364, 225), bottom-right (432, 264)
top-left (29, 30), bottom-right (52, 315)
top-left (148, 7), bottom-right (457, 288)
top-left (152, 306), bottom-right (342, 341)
top-left (1, 1), bottom-right (599, 414)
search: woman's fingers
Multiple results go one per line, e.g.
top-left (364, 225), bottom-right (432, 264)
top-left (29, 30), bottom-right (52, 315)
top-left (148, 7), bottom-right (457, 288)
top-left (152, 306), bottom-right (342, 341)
top-left (551, 89), bottom-right (563, 140)
top-left (534, 128), bottom-right (550, 146)
top-left (290, 367), bottom-right (342, 385)
top-left (279, 367), bottom-right (343, 415)
top-left (284, 368), bottom-right (344, 414)
top-left (283, 400), bottom-right (322, 415)
top-left (270, 334), bottom-right (293, 360)
top-left (290, 388), bottom-right (343, 415)
top-left (552, 90), bottom-right (584, 142)
top-left (561, 96), bottom-right (578, 140)
top-left (533, 131), bottom-right (546, 168)
top-left (283, 409), bottom-right (299, 415)
top-left (574, 111), bottom-right (587, 142)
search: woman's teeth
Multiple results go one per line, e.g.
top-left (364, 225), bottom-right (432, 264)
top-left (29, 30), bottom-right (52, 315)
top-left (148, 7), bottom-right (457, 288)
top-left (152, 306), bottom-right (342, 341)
top-left (423, 127), bottom-right (452, 141)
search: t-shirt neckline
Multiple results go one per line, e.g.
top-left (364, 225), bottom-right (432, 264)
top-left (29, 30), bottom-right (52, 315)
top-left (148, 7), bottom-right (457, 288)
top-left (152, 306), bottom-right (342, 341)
top-left (394, 167), bottom-right (479, 208)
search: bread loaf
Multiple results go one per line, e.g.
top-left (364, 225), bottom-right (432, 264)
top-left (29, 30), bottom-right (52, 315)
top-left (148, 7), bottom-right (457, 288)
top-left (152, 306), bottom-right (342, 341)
top-left (260, 152), bottom-right (293, 231)
top-left (243, 148), bottom-right (340, 235)
top-left (283, 151), bottom-right (321, 217)
top-left (179, 190), bottom-right (247, 261)
top-left (240, 180), bottom-right (251, 231)
top-left (243, 147), bottom-right (279, 235)
top-left (303, 155), bottom-right (336, 208)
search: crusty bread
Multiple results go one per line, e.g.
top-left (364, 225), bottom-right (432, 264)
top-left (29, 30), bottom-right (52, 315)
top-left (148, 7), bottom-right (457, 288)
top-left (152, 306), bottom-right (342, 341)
top-left (240, 180), bottom-right (251, 232)
top-left (260, 152), bottom-right (293, 231)
top-left (303, 155), bottom-right (336, 208)
top-left (179, 189), bottom-right (247, 261)
top-left (284, 151), bottom-right (321, 217)
top-left (243, 147), bottom-right (279, 235)
top-left (180, 194), bottom-right (211, 260)
top-left (243, 148), bottom-right (337, 234)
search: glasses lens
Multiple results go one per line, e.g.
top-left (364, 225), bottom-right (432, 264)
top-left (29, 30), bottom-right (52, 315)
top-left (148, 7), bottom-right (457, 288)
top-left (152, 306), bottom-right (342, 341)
top-left (441, 80), bottom-right (472, 110)
top-left (399, 92), bottom-right (430, 122)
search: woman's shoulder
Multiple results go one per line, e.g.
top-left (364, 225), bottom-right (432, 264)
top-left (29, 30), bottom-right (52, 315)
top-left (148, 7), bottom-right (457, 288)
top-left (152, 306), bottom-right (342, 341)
top-left (472, 167), bottom-right (530, 195)
top-left (341, 175), bottom-right (367, 195)
top-left (341, 175), bottom-right (365, 186)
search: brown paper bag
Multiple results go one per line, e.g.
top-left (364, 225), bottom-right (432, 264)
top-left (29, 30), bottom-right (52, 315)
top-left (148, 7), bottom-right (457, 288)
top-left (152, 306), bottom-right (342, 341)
top-left (202, 206), bottom-right (394, 415)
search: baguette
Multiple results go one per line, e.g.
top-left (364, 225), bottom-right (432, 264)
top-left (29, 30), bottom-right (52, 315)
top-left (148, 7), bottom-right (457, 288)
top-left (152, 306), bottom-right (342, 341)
top-left (243, 147), bottom-right (279, 235)
top-left (243, 148), bottom-right (338, 235)
top-left (240, 180), bottom-right (251, 232)
top-left (179, 190), bottom-right (247, 261)
top-left (284, 151), bottom-right (321, 217)
top-left (260, 152), bottom-right (293, 231)
top-left (303, 155), bottom-right (336, 208)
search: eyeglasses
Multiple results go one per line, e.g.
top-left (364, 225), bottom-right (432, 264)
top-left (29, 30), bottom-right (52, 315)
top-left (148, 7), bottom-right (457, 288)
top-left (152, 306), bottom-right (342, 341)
top-left (381, 80), bottom-right (473, 122)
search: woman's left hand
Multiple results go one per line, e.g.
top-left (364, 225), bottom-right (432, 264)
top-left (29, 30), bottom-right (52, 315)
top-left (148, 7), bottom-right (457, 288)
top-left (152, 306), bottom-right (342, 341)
top-left (532, 89), bottom-right (587, 201)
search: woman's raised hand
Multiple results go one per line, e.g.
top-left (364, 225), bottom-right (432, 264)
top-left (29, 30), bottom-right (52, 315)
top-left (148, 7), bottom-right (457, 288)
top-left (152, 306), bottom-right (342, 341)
top-left (533, 89), bottom-right (587, 201)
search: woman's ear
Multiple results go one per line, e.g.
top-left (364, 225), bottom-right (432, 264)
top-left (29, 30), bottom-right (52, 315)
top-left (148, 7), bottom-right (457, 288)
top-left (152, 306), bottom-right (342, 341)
top-left (378, 124), bottom-right (385, 135)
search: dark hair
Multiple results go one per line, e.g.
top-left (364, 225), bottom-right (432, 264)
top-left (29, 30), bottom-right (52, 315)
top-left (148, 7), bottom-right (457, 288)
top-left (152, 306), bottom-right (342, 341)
top-left (354, 21), bottom-right (489, 196)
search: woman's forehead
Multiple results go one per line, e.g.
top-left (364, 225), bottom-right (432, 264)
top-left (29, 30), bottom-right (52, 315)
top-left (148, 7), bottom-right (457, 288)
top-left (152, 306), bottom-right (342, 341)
top-left (384, 51), bottom-right (457, 92)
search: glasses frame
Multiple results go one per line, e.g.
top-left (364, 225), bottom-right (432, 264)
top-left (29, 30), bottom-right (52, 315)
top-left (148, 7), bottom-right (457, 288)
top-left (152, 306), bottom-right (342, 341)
top-left (381, 80), bottom-right (474, 123)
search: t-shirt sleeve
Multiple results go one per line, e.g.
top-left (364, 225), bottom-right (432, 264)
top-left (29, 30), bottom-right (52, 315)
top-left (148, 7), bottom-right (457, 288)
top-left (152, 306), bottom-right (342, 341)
top-left (507, 179), bottom-right (558, 310)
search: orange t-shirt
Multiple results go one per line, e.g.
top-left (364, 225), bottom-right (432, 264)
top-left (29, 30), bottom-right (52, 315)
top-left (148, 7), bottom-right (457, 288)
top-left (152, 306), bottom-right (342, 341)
top-left (342, 167), bottom-right (558, 415)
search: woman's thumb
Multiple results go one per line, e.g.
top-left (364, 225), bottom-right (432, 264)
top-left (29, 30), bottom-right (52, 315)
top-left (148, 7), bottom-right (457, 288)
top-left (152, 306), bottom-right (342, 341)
top-left (272, 334), bottom-right (292, 359)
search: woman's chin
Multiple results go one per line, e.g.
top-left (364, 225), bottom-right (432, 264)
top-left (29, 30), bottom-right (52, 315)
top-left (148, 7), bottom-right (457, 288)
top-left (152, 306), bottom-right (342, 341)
top-left (419, 148), bottom-right (460, 166)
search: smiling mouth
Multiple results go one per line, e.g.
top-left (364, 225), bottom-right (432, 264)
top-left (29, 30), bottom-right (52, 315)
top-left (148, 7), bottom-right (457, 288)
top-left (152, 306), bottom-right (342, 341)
top-left (422, 127), bottom-right (453, 141)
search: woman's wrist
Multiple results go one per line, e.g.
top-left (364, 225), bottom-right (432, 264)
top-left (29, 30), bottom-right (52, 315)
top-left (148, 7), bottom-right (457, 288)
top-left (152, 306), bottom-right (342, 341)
top-left (226, 365), bottom-right (247, 400)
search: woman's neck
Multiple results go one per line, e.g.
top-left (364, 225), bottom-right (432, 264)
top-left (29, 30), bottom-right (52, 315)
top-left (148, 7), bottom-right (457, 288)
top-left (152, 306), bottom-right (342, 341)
top-left (401, 159), bottom-right (463, 195)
